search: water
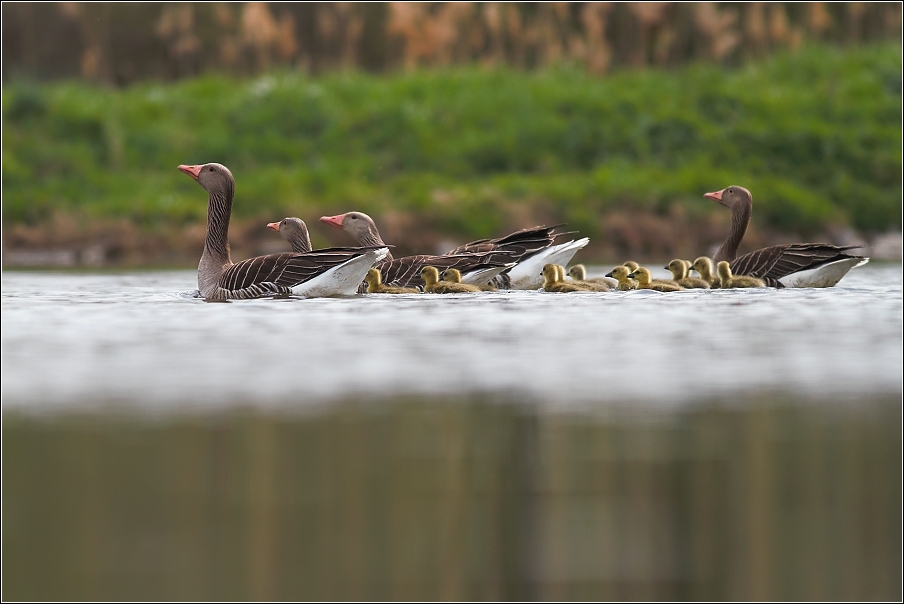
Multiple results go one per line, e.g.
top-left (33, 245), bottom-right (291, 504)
top-left (1, 264), bottom-right (901, 414)
top-left (2, 264), bottom-right (902, 600)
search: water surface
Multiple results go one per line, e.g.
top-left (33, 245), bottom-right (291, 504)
top-left (2, 264), bottom-right (901, 414)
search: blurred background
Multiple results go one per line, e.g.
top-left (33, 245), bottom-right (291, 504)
top-left (2, 3), bottom-right (902, 601)
top-left (2, 1), bottom-right (901, 265)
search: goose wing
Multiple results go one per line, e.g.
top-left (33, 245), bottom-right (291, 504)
top-left (220, 246), bottom-right (387, 291)
top-left (730, 243), bottom-right (866, 288)
top-left (378, 253), bottom-right (510, 289)
top-left (445, 225), bottom-right (568, 257)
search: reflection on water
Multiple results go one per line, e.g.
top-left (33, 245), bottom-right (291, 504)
top-left (2, 395), bottom-right (901, 601)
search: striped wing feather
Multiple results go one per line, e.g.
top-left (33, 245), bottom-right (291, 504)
top-left (730, 244), bottom-right (866, 288)
top-left (220, 247), bottom-right (385, 291)
top-left (445, 225), bottom-right (567, 258)
top-left (378, 253), bottom-right (509, 288)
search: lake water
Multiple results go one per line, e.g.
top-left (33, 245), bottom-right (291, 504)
top-left (1, 263), bottom-right (901, 414)
top-left (2, 264), bottom-right (901, 600)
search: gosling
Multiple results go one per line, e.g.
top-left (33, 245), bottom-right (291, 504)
top-left (442, 268), bottom-right (497, 291)
top-left (421, 266), bottom-right (481, 293)
top-left (716, 261), bottom-right (766, 289)
top-left (567, 265), bottom-right (614, 291)
top-left (692, 256), bottom-right (721, 289)
top-left (542, 264), bottom-right (592, 293)
top-left (365, 268), bottom-right (420, 294)
top-left (605, 265), bottom-right (638, 291)
top-left (628, 267), bottom-right (685, 292)
top-left (665, 259), bottom-right (710, 289)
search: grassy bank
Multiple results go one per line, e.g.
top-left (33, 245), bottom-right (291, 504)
top-left (2, 43), bottom-right (901, 263)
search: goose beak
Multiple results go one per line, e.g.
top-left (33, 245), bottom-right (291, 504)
top-left (627, 272), bottom-right (636, 279)
top-left (704, 189), bottom-right (723, 202)
top-left (604, 271), bottom-right (614, 278)
top-left (320, 214), bottom-right (346, 229)
top-left (178, 164), bottom-right (202, 180)
top-left (266, 222), bottom-right (280, 232)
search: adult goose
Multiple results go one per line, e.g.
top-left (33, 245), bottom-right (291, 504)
top-left (705, 186), bottom-right (868, 287)
top-left (267, 217), bottom-right (312, 252)
top-left (318, 211), bottom-right (512, 290)
top-left (180, 163), bottom-right (388, 300)
top-left (320, 211), bottom-right (588, 289)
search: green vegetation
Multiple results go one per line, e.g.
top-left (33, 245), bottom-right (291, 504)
top-left (3, 43), bottom-right (901, 245)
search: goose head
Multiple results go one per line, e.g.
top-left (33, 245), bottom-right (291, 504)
top-left (623, 260), bottom-right (640, 272)
top-left (693, 256), bottom-right (714, 276)
top-left (704, 186), bottom-right (752, 212)
top-left (606, 265), bottom-right (630, 280)
top-left (320, 211), bottom-right (378, 240)
top-left (178, 163), bottom-right (234, 194)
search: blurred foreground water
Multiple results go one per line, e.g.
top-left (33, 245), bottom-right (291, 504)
top-left (2, 264), bottom-right (902, 600)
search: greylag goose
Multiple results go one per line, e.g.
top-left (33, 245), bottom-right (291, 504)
top-left (568, 264), bottom-right (616, 290)
top-left (364, 268), bottom-right (420, 294)
top-left (267, 217), bottom-right (312, 252)
top-left (665, 259), bottom-right (711, 289)
top-left (627, 267), bottom-right (685, 292)
top-left (542, 264), bottom-right (593, 293)
top-left (716, 261), bottom-right (766, 288)
top-left (320, 211), bottom-right (588, 289)
top-left (319, 211), bottom-right (511, 290)
top-left (605, 266), bottom-right (638, 290)
top-left (441, 268), bottom-right (497, 291)
top-left (691, 256), bottom-right (721, 288)
top-left (180, 163), bottom-right (388, 300)
top-left (420, 266), bottom-right (482, 293)
top-left (705, 186), bottom-right (868, 287)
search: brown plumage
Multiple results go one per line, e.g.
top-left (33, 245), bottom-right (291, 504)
top-left (705, 186), bottom-right (867, 287)
top-left (180, 163), bottom-right (385, 300)
top-left (665, 259), bottom-right (711, 289)
top-left (716, 261), bottom-right (766, 288)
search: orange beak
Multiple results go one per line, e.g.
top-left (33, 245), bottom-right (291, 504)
top-left (320, 214), bottom-right (346, 229)
top-left (266, 222), bottom-right (280, 232)
top-left (178, 164), bottom-right (202, 180)
top-left (704, 189), bottom-right (724, 202)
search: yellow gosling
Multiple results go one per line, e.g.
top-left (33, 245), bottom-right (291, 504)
top-left (692, 256), bottom-right (721, 289)
top-left (442, 268), bottom-right (497, 291)
top-left (665, 259), bottom-right (711, 289)
top-left (624, 260), bottom-right (640, 272)
top-left (605, 265), bottom-right (637, 291)
top-left (542, 264), bottom-right (591, 293)
top-left (421, 266), bottom-right (481, 293)
top-left (568, 265), bottom-right (614, 291)
top-left (365, 268), bottom-right (420, 294)
top-left (716, 261), bottom-right (766, 289)
top-left (628, 267), bottom-right (685, 292)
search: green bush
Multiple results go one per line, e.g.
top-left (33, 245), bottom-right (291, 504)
top-left (2, 43), bottom-right (900, 240)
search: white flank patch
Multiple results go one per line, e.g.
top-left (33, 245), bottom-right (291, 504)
top-left (505, 238), bottom-right (591, 289)
top-left (292, 248), bottom-right (389, 297)
top-left (778, 257), bottom-right (870, 288)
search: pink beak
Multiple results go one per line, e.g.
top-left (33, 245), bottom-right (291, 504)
top-left (320, 214), bottom-right (346, 229)
top-left (704, 189), bottom-right (724, 202)
top-left (266, 222), bottom-right (280, 232)
top-left (178, 164), bottom-right (202, 180)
